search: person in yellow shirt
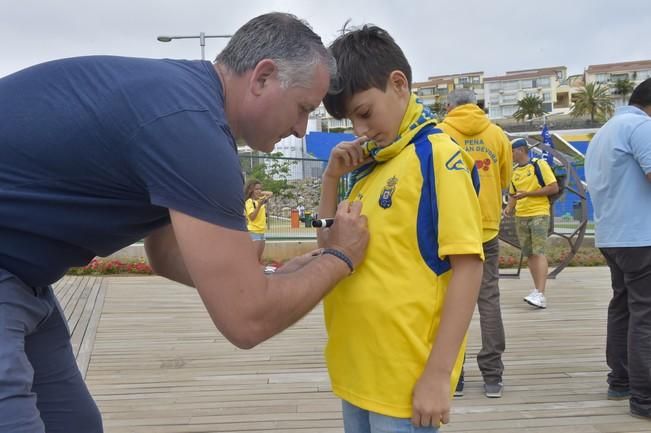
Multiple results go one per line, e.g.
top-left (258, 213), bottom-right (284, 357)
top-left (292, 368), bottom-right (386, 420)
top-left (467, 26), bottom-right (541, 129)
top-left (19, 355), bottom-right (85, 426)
top-left (244, 179), bottom-right (272, 263)
top-left (317, 24), bottom-right (484, 432)
top-left (438, 89), bottom-right (512, 398)
top-left (504, 138), bottom-right (559, 309)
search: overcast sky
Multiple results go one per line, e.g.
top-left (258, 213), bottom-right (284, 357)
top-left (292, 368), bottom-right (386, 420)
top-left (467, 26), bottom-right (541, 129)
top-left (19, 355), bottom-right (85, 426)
top-left (2, 0), bottom-right (650, 81)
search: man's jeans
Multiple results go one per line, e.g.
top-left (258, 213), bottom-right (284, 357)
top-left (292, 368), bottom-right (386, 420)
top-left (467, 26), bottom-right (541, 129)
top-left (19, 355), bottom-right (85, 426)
top-left (601, 247), bottom-right (651, 416)
top-left (476, 237), bottom-right (505, 384)
top-left (342, 400), bottom-right (438, 433)
top-left (0, 268), bottom-right (103, 433)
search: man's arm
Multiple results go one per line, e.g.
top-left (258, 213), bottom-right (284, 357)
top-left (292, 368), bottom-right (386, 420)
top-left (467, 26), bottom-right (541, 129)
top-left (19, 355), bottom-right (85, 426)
top-left (154, 200), bottom-right (367, 349)
top-left (499, 131), bottom-right (513, 189)
top-left (504, 194), bottom-right (517, 216)
top-left (145, 224), bottom-right (193, 286)
top-left (513, 182), bottom-right (559, 199)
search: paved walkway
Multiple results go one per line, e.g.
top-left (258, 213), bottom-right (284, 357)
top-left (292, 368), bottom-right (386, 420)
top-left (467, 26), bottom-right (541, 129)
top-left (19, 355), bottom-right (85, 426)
top-left (65, 268), bottom-right (650, 432)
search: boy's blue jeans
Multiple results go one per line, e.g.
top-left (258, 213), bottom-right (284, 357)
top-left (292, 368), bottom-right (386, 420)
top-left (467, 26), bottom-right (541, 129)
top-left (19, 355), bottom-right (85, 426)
top-left (342, 400), bottom-right (439, 433)
top-left (0, 268), bottom-right (103, 433)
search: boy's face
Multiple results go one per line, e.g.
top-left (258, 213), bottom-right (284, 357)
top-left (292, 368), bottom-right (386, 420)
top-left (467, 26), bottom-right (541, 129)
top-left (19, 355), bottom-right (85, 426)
top-left (345, 72), bottom-right (410, 148)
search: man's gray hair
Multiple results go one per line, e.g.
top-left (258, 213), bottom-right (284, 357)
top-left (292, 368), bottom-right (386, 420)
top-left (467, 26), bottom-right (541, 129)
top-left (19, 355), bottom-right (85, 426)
top-left (216, 12), bottom-right (336, 88)
top-left (447, 89), bottom-right (477, 109)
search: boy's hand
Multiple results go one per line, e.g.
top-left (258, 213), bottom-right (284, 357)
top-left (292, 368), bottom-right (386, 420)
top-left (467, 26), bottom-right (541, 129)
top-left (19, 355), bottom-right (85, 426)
top-left (411, 372), bottom-right (451, 428)
top-left (324, 136), bottom-right (372, 179)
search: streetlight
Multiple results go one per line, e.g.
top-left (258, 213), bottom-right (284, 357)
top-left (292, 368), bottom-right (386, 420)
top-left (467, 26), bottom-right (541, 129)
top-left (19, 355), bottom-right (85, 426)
top-left (157, 32), bottom-right (232, 60)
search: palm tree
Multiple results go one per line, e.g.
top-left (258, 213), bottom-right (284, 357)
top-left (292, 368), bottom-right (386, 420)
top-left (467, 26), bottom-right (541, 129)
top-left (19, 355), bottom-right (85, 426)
top-left (570, 82), bottom-right (614, 122)
top-left (513, 95), bottom-right (546, 121)
top-left (613, 78), bottom-right (635, 105)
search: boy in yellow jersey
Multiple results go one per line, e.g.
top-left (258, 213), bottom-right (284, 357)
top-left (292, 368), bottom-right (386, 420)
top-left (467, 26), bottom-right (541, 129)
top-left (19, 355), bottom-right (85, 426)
top-left (504, 138), bottom-right (559, 309)
top-left (317, 25), bottom-right (484, 432)
top-left (439, 89), bottom-right (512, 398)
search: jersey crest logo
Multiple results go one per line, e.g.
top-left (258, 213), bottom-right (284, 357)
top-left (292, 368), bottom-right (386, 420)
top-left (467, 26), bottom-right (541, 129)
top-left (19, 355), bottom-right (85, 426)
top-left (445, 150), bottom-right (469, 172)
top-left (379, 176), bottom-right (398, 209)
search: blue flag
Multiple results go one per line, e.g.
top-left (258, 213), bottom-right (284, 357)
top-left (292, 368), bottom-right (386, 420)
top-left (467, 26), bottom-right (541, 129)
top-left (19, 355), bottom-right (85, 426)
top-left (541, 122), bottom-right (554, 166)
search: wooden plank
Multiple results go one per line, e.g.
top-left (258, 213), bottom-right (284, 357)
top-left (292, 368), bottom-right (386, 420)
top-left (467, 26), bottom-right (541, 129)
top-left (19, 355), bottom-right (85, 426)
top-left (52, 276), bottom-right (106, 379)
top-left (76, 278), bottom-right (107, 378)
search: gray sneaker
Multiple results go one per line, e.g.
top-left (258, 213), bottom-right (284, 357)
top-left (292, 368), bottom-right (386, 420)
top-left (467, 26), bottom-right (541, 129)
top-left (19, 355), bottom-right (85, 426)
top-left (484, 382), bottom-right (503, 398)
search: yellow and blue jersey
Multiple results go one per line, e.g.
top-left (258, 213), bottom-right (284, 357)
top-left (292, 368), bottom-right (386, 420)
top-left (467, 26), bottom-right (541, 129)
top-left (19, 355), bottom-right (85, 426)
top-left (324, 115), bottom-right (484, 417)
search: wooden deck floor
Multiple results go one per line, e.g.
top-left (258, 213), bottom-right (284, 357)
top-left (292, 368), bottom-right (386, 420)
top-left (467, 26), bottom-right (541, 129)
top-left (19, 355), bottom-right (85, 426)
top-left (52, 275), bottom-right (106, 378)
top-left (67, 268), bottom-right (650, 432)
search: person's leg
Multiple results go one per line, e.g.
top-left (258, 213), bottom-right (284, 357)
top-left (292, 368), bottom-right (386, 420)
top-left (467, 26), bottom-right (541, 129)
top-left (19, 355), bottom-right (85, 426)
top-left (616, 247), bottom-right (651, 417)
top-left (527, 254), bottom-right (549, 294)
top-left (0, 272), bottom-right (52, 433)
top-left (256, 239), bottom-right (266, 263)
top-left (476, 237), bottom-right (505, 389)
top-left (341, 400), bottom-right (371, 433)
top-left (600, 248), bottom-right (630, 396)
top-left (516, 217), bottom-right (535, 290)
top-left (26, 287), bottom-right (103, 433)
top-left (527, 215), bottom-right (550, 294)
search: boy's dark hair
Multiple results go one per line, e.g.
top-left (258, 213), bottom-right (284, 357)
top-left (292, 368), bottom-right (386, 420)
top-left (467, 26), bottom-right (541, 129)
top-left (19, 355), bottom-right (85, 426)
top-left (323, 24), bottom-right (412, 119)
top-left (629, 78), bottom-right (651, 107)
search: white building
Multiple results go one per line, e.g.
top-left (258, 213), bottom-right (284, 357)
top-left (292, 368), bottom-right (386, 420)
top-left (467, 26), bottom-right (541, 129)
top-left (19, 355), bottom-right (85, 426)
top-left (484, 66), bottom-right (568, 120)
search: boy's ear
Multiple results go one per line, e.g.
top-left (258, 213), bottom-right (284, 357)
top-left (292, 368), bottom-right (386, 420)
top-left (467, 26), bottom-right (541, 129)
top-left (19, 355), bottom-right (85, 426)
top-left (388, 70), bottom-right (409, 94)
top-left (250, 59), bottom-right (277, 96)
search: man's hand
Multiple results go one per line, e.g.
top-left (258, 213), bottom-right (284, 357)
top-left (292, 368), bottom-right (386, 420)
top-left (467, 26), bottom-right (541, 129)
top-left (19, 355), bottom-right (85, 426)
top-left (512, 190), bottom-right (528, 200)
top-left (503, 206), bottom-right (514, 217)
top-left (319, 200), bottom-right (368, 268)
top-left (324, 136), bottom-right (372, 179)
top-left (411, 371), bottom-right (451, 428)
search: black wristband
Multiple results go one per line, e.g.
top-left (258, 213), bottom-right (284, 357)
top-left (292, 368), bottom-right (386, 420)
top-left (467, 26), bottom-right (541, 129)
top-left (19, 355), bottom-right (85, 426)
top-left (321, 248), bottom-right (354, 274)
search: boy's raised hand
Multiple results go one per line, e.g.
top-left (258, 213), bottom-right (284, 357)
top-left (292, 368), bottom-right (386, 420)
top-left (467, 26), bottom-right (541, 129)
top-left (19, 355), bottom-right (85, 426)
top-left (324, 136), bottom-right (372, 179)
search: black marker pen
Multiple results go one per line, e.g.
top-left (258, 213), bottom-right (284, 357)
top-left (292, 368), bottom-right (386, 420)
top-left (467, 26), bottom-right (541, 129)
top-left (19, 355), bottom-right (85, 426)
top-left (311, 218), bottom-right (334, 228)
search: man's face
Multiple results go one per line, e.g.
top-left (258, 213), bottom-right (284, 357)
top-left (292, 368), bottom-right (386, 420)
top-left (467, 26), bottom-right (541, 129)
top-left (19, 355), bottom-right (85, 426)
top-left (512, 146), bottom-right (527, 162)
top-left (344, 80), bottom-right (409, 148)
top-left (243, 63), bottom-right (330, 153)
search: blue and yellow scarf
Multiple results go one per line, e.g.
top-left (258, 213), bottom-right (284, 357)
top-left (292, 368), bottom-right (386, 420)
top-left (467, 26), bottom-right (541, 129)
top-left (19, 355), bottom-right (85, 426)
top-left (346, 94), bottom-right (437, 197)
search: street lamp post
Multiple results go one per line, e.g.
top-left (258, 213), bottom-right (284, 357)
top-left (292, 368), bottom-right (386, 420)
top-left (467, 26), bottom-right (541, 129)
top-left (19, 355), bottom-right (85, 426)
top-left (157, 32), bottom-right (231, 60)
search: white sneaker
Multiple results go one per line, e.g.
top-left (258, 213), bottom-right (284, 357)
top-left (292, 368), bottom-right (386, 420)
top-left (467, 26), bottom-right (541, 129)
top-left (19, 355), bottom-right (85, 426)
top-left (524, 290), bottom-right (546, 309)
top-left (524, 289), bottom-right (539, 304)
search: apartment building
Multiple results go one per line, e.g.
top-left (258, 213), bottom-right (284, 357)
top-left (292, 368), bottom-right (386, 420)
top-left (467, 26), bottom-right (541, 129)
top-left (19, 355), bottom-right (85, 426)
top-left (585, 59), bottom-right (651, 105)
top-left (412, 71), bottom-right (484, 109)
top-left (484, 66), bottom-right (567, 120)
top-left (312, 103), bottom-right (353, 132)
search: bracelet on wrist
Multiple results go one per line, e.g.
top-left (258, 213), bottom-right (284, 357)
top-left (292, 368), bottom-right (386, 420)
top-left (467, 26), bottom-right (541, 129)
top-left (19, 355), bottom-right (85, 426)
top-left (321, 248), bottom-right (354, 274)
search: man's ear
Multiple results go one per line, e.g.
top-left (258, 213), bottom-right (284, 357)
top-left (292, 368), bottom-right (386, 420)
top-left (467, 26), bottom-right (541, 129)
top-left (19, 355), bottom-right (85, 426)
top-left (388, 70), bottom-right (409, 95)
top-left (250, 59), bottom-right (277, 96)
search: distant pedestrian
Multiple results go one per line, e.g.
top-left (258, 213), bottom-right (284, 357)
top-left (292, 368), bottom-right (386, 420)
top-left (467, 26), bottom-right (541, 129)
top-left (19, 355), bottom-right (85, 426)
top-left (504, 138), bottom-right (559, 309)
top-left (244, 179), bottom-right (273, 263)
